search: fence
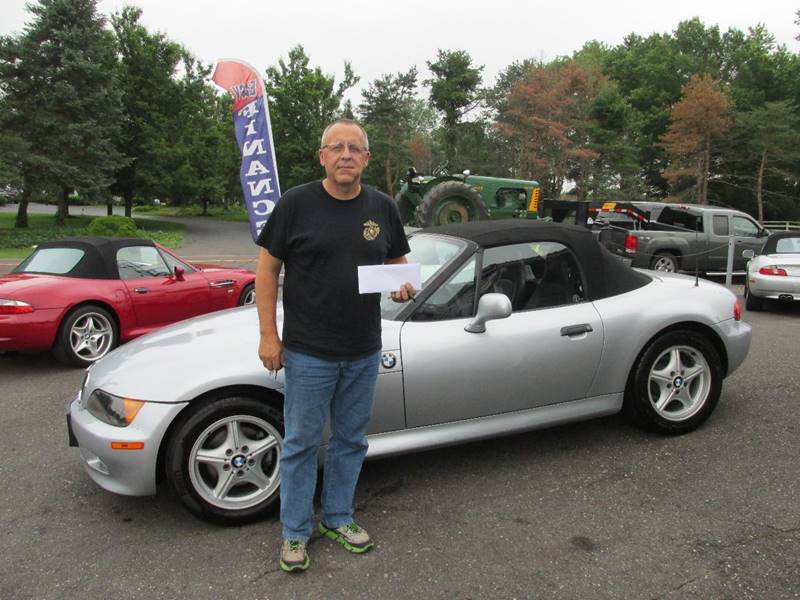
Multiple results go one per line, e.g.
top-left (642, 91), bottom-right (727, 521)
top-left (763, 221), bottom-right (800, 231)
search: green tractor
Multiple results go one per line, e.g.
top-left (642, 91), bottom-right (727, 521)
top-left (394, 167), bottom-right (541, 227)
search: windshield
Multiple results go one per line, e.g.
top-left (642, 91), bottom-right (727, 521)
top-left (380, 234), bottom-right (468, 319)
top-left (14, 248), bottom-right (85, 275)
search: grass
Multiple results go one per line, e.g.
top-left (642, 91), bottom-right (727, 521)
top-left (0, 248), bottom-right (30, 260)
top-left (133, 204), bottom-right (249, 222)
top-left (0, 212), bottom-right (185, 250)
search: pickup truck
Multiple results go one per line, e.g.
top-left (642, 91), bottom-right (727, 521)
top-left (598, 203), bottom-right (769, 272)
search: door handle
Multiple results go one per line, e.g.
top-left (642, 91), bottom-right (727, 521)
top-left (134, 287), bottom-right (149, 294)
top-left (561, 323), bottom-right (593, 337)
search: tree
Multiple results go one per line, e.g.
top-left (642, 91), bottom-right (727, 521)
top-left (265, 45), bottom-right (358, 191)
top-left (426, 49), bottom-right (483, 166)
top-left (359, 68), bottom-right (417, 194)
top-left (162, 55), bottom-right (239, 213)
top-left (0, 0), bottom-right (126, 226)
top-left (734, 101), bottom-right (800, 221)
top-left (497, 61), bottom-right (603, 199)
top-left (660, 74), bottom-right (731, 204)
top-left (110, 6), bottom-right (182, 216)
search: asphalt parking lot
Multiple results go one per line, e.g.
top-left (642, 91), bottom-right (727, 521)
top-left (1, 215), bottom-right (799, 599)
top-left (1, 298), bottom-right (798, 599)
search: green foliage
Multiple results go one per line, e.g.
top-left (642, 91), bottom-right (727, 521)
top-left (3, 6), bottom-right (799, 223)
top-left (86, 215), bottom-right (141, 237)
top-left (266, 45), bottom-right (357, 191)
top-left (0, 213), bottom-right (184, 248)
top-left (426, 49), bottom-right (483, 166)
top-left (0, 0), bottom-right (127, 226)
top-left (110, 6), bottom-right (183, 215)
top-left (359, 68), bottom-right (418, 193)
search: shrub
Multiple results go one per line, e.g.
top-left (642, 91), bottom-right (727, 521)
top-left (86, 216), bottom-right (141, 238)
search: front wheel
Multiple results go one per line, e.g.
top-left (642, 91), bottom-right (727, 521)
top-left (624, 330), bottom-right (722, 434)
top-left (166, 396), bottom-right (284, 525)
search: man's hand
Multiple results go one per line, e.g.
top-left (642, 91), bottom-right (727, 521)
top-left (390, 281), bottom-right (416, 303)
top-left (259, 334), bottom-right (284, 372)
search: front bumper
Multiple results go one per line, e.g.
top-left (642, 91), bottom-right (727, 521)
top-left (68, 394), bottom-right (188, 496)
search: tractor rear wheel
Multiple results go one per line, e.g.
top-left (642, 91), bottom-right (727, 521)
top-left (414, 181), bottom-right (489, 228)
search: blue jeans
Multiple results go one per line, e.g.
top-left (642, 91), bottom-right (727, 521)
top-left (280, 347), bottom-right (380, 542)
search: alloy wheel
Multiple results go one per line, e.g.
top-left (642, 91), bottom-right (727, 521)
top-left (188, 415), bottom-right (282, 510)
top-left (647, 345), bottom-right (711, 422)
top-left (69, 312), bottom-right (114, 361)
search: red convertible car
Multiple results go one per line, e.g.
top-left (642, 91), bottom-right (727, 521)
top-left (0, 237), bottom-right (255, 367)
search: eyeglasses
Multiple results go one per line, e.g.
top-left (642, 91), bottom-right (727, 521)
top-left (320, 142), bottom-right (369, 156)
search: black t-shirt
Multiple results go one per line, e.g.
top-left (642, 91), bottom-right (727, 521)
top-left (256, 181), bottom-right (410, 359)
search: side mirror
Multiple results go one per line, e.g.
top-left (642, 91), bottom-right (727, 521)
top-left (173, 266), bottom-right (185, 281)
top-left (741, 249), bottom-right (755, 260)
top-left (758, 228), bottom-right (770, 238)
top-left (464, 293), bottom-right (512, 333)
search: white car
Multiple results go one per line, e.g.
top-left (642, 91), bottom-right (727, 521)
top-left (743, 231), bottom-right (800, 310)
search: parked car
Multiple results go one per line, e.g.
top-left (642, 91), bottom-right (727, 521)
top-left (599, 204), bottom-right (769, 273)
top-left (0, 237), bottom-right (255, 366)
top-left (67, 220), bottom-right (751, 524)
top-left (742, 231), bottom-right (800, 310)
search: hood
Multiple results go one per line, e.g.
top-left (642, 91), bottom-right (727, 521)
top-left (85, 304), bottom-right (404, 404)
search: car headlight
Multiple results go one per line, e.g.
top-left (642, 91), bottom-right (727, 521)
top-left (83, 389), bottom-right (145, 427)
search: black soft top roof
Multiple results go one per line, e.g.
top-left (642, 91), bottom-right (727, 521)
top-left (762, 230), bottom-right (800, 255)
top-left (14, 237), bottom-right (155, 279)
top-left (424, 220), bottom-right (650, 300)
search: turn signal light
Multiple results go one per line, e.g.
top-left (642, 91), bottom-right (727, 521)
top-left (624, 234), bottom-right (638, 254)
top-left (734, 300), bottom-right (741, 321)
top-left (110, 442), bottom-right (145, 450)
top-left (0, 299), bottom-right (34, 314)
top-left (759, 266), bottom-right (787, 276)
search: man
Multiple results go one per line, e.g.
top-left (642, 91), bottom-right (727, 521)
top-left (255, 119), bottom-right (413, 573)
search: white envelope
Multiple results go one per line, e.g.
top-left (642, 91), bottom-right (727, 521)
top-left (357, 263), bottom-right (422, 294)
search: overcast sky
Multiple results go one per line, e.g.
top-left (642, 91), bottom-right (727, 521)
top-left (2, 0), bottom-right (798, 103)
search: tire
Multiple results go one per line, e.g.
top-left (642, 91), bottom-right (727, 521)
top-left (166, 395), bottom-right (284, 525)
top-left (650, 252), bottom-right (679, 273)
top-left (238, 282), bottom-right (255, 306)
top-left (394, 193), bottom-right (417, 226)
top-left (744, 282), bottom-right (763, 311)
top-left (414, 181), bottom-right (489, 228)
top-left (623, 330), bottom-right (722, 435)
top-left (52, 304), bottom-right (118, 367)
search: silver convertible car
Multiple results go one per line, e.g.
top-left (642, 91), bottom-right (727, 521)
top-left (743, 230), bottom-right (800, 311)
top-left (67, 221), bottom-right (752, 524)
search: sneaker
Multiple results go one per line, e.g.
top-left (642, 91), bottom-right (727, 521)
top-left (319, 521), bottom-right (374, 553)
top-left (279, 539), bottom-right (309, 573)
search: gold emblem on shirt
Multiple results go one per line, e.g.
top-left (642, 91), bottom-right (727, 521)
top-left (363, 220), bottom-right (380, 241)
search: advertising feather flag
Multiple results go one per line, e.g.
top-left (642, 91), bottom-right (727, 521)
top-left (212, 59), bottom-right (281, 242)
